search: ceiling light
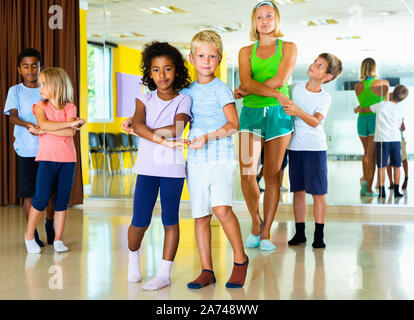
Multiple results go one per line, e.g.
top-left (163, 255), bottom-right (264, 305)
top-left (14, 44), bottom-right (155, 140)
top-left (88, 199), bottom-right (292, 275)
top-left (379, 10), bottom-right (398, 15)
top-left (198, 25), bottom-right (238, 33)
top-left (149, 7), bottom-right (168, 14)
top-left (159, 6), bottom-right (174, 13)
top-left (307, 18), bottom-right (339, 26)
top-left (140, 6), bottom-right (185, 15)
top-left (325, 19), bottom-right (339, 24)
top-left (336, 35), bottom-right (361, 40)
top-left (120, 32), bottom-right (144, 38)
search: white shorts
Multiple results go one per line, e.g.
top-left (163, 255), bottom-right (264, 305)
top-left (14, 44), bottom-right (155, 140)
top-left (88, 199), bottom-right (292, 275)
top-left (186, 160), bottom-right (237, 219)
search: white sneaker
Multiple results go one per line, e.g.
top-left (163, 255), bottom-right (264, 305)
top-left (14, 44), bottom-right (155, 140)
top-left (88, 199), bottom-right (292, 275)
top-left (54, 240), bottom-right (68, 253)
top-left (24, 234), bottom-right (41, 254)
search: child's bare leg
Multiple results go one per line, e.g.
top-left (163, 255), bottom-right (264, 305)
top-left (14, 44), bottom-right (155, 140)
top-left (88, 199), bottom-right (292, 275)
top-left (402, 159), bottom-right (408, 189)
top-left (46, 197), bottom-right (55, 220)
top-left (293, 191), bottom-right (306, 223)
top-left (194, 215), bottom-right (213, 270)
top-left (379, 167), bottom-right (386, 186)
top-left (128, 225), bottom-right (148, 251)
top-left (187, 215), bottom-right (216, 289)
top-left (141, 224), bottom-right (179, 291)
top-left (23, 198), bottom-right (32, 221)
top-left (378, 167), bottom-right (387, 198)
top-left (212, 206), bottom-right (246, 264)
top-left (127, 224), bottom-right (148, 283)
top-left (45, 200), bottom-right (55, 245)
top-left (23, 198), bottom-right (45, 247)
top-left (53, 210), bottom-right (67, 241)
top-left (312, 195), bottom-right (326, 249)
top-left (393, 167), bottom-right (403, 197)
top-left (212, 206), bottom-right (248, 288)
top-left (162, 224), bottom-right (179, 261)
top-left (387, 165), bottom-right (393, 187)
top-left (313, 195), bottom-right (326, 224)
top-left (394, 167), bottom-right (401, 186)
top-left (25, 206), bottom-right (43, 240)
top-left (52, 210), bottom-right (69, 252)
top-left (288, 191), bottom-right (307, 245)
top-left (24, 206), bottom-right (44, 253)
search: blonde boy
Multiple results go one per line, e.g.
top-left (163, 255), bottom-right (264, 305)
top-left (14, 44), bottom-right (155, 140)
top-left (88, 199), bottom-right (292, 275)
top-left (182, 30), bottom-right (248, 289)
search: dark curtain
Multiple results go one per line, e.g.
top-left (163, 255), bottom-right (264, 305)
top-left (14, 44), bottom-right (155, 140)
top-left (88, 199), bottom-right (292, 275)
top-left (0, 0), bottom-right (83, 206)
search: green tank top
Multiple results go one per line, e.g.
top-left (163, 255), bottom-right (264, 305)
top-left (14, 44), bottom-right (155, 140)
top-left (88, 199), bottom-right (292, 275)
top-left (243, 39), bottom-right (290, 108)
top-left (356, 78), bottom-right (385, 116)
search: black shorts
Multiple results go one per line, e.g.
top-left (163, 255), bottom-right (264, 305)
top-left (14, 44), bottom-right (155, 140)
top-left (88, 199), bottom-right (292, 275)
top-left (17, 155), bottom-right (38, 198)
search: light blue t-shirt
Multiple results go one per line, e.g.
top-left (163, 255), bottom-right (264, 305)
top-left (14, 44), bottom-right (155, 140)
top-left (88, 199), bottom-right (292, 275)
top-left (181, 77), bottom-right (235, 163)
top-left (4, 83), bottom-right (41, 157)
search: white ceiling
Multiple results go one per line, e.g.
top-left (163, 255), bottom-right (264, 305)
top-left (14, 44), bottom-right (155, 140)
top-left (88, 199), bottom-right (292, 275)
top-left (85, 0), bottom-right (414, 69)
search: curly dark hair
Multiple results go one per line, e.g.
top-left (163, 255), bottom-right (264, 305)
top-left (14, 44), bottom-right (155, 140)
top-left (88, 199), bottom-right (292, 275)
top-left (141, 41), bottom-right (191, 91)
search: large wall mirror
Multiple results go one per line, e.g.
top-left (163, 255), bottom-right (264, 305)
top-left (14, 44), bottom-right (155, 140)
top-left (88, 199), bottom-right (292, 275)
top-left (83, 0), bottom-right (414, 209)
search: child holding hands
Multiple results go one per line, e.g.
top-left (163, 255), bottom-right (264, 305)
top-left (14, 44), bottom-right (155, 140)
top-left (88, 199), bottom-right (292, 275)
top-left (24, 67), bottom-right (85, 254)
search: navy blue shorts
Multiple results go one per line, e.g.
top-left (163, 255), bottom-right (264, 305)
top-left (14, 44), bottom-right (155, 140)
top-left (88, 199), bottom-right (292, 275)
top-left (132, 175), bottom-right (185, 228)
top-left (32, 161), bottom-right (76, 211)
top-left (376, 142), bottom-right (401, 168)
top-left (288, 150), bottom-right (327, 195)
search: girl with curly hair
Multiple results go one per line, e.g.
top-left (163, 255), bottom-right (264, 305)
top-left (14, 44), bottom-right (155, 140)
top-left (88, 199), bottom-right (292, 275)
top-left (122, 41), bottom-right (192, 291)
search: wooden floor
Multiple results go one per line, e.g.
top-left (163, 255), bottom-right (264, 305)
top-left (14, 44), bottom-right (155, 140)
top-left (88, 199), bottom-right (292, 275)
top-left (2, 200), bottom-right (414, 300)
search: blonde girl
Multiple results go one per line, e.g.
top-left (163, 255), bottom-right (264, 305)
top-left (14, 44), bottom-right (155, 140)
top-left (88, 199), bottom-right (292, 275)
top-left (24, 67), bottom-right (85, 254)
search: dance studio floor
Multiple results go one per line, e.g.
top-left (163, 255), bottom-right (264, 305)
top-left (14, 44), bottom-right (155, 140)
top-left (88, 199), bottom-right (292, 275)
top-left (2, 200), bottom-right (414, 300)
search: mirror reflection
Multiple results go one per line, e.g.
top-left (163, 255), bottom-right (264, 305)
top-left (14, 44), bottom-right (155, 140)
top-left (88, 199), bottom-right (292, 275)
top-left (84, 0), bottom-right (413, 207)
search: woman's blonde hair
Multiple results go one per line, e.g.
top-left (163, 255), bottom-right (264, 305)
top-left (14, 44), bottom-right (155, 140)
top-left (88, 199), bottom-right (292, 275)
top-left (39, 67), bottom-right (73, 108)
top-left (250, 0), bottom-right (283, 41)
top-left (359, 58), bottom-right (378, 80)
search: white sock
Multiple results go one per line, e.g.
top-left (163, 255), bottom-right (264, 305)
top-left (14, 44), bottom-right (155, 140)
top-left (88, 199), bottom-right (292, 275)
top-left (54, 240), bottom-right (68, 253)
top-left (25, 234), bottom-right (41, 254)
top-left (128, 248), bottom-right (141, 283)
top-left (141, 259), bottom-right (173, 291)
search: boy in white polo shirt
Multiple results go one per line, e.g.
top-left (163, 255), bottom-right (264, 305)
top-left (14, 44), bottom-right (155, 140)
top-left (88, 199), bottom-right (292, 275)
top-left (283, 53), bottom-right (342, 249)
top-left (182, 30), bottom-right (248, 289)
top-left (355, 85), bottom-right (409, 198)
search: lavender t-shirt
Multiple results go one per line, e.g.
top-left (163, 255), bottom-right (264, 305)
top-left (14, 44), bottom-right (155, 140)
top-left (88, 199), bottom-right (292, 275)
top-left (133, 90), bottom-right (192, 178)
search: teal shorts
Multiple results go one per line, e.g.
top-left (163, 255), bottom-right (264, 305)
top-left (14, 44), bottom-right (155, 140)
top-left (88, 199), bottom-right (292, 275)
top-left (357, 114), bottom-right (376, 137)
top-left (239, 105), bottom-right (293, 141)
